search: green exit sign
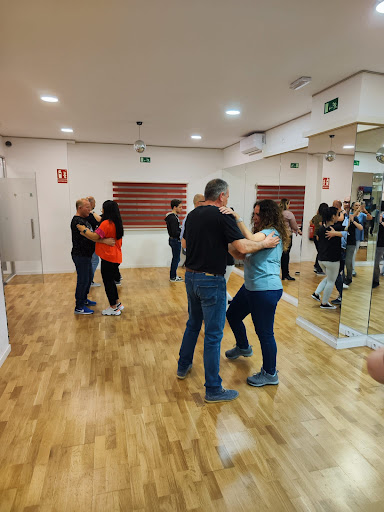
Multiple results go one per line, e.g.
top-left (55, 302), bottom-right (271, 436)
top-left (140, 157), bottom-right (151, 163)
top-left (354, 160), bottom-right (360, 166)
top-left (290, 163), bottom-right (299, 168)
top-left (324, 97), bottom-right (338, 114)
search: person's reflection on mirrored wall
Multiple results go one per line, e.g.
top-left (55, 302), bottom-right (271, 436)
top-left (352, 201), bottom-right (372, 277)
top-left (311, 206), bottom-right (344, 309)
top-left (372, 204), bottom-right (384, 289)
top-left (280, 198), bottom-right (302, 281)
top-left (311, 202), bottom-right (328, 276)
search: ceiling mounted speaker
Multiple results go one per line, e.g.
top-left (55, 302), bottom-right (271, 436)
top-left (376, 146), bottom-right (384, 164)
top-left (134, 121), bottom-right (146, 153)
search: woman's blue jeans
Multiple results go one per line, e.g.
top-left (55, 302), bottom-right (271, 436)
top-left (226, 285), bottom-right (282, 374)
top-left (178, 272), bottom-right (226, 393)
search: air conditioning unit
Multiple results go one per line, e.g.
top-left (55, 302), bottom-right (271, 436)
top-left (240, 133), bottom-right (266, 155)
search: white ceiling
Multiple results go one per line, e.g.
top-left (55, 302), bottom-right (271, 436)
top-left (1, 0), bottom-right (384, 149)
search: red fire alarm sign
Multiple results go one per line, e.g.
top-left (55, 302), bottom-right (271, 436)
top-left (57, 169), bottom-right (68, 183)
top-left (322, 177), bottom-right (330, 190)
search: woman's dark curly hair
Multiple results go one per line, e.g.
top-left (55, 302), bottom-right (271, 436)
top-left (252, 199), bottom-right (290, 251)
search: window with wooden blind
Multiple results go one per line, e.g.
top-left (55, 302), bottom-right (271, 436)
top-left (256, 185), bottom-right (305, 226)
top-left (112, 182), bottom-right (187, 228)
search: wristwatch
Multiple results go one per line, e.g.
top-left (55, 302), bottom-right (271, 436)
top-left (83, 228), bottom-right (87, 234)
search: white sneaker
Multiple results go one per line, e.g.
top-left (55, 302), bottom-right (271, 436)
top-left (343, 283), bottom-right (349, 289)
top-left (116, 302), bottom-right (124, 311)
top-left (90, 282), bottom-right (101, 287)
top-left (170, 276), bottom-right (183, 282)
top-left (102, 306), bottom-right (121, 316)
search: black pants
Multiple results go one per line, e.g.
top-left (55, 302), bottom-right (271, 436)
top-left (281, 235), bottom-right (293, 278)
top-left (335, 249), bottom-right (346, 298)
top-left (101, 259), bottom-right (120, 306)
top-left (313, 237), bottom-right (322, 271)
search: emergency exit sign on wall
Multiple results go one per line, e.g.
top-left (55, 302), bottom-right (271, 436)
top-left (324, 97), bottom-right (338, 114)
top-left (290, 163), bottom-right (299, 168)
top-left (354, 160), bottom-right (360, 166)
top-left (140, 157), bottom-right (151, 163)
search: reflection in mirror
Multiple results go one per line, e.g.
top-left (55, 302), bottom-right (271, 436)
top-left (299, 125), bottom-right (357, 337)
top-left (339, 126), bottom-right (384, 336)
top-left (223, 153), bottom-right (307, 301)
top-left (356, 126), bottom-right (384, 338)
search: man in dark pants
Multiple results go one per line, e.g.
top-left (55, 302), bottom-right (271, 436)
top-left (165, 199), bottom-right (183, 282)
top-left (177, 178), bottom-right (280, 403)
top-left (71, 198), bottom-right (96, 314)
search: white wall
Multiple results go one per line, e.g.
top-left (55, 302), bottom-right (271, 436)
top-left (4, 138), bottom-right (223, 271)
top-left (222, 114), bottom-right (310, 169)
top-left (354, 152), bottom-right (383, 174)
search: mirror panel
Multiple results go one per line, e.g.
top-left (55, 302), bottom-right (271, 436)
top-left (299, 125), bottom-right (357, 337)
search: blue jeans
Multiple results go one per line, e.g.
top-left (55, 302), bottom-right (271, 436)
top-left (226, 285), bottom-right (282, 375)
top-left (91, 252), bottom-right (99, 282)
top-left (72, 255), bottom-right (93, 309)
top-left (169, 238), bottom-right (181, 279)
top-left (178, 272), bottom-right (226, 392)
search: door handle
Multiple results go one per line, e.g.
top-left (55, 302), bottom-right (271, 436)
top-left (31, 219), bottom-right (35, 239)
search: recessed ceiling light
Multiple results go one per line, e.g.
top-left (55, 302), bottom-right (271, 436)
top-left (376, 1), bottom-right (384, 13)
top-left (40, 95), bottom-right (59, 103)
top-left (191, 135), bottom-right (202, 139)
top-left (61, 128), bottom-right (73, 133)
top-left (343, 145), bottom-right (355, 149)
top-left (289, 76), bottom-right (312, 90)
top-left (225, 110), bottom-right (240, 116)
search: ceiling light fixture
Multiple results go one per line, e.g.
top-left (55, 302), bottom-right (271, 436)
top-left (225, 110), bottom-right (240, 116)
top-left (325, 134), bottom-right (336, 162)
top-left (40, 95), bottom-right (59, 103)
top-left (343, 145), bottom-right (355, 149)
top-left (376, 1), bottom-right (384, 13)
top-left (61, 128), bottom-right (73, 133)
top-left (191, 135), bottom-right (202, 140)
top-left (133, 121), bottom-right (146, 153)
top-left (289, 76), bottom-right (312, 90)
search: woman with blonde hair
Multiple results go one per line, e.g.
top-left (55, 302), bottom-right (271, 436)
top-left (279, 198), bottom-right (301, 280)
top-left (219, 199), bottom-right (289, 387)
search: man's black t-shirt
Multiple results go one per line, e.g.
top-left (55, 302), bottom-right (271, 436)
top-left (317, 223), bottom-right (343, 262)
top-left (71, 215), bottom-right (94, 257)
top-left (87, 213), bottom-right (99, 231)
top-left (184, 206), bottom-right (243, 275)
top-left (378, 222), bottom-right (384, 248)
top-left (347, 216), bottom-right (359, 246)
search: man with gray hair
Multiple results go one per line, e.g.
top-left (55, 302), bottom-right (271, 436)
top-left (177, 178), bottom-right (280, 403)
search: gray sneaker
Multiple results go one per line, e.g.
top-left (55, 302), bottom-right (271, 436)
top-left (225, 345), bottom-right (253, 360)
top-left (205, 388), bottom-right (239, 403)
top-left (177, 364), bottom-right (192, 379)
top-left (247, 368), bottom-right (279, 387)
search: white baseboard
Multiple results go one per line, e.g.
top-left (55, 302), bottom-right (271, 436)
top-left (0, 344), bottom-right (11, 368)
top-left (296, 316), bottom-right (338, 348)
top-left (339, 323), bottom-right (364, 337)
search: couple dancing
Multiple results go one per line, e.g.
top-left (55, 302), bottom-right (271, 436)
top-left (177, 179), bottom-right (289, 403)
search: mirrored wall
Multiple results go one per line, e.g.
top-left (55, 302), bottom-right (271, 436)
top-left (223, 151), bottom-right (307, 301)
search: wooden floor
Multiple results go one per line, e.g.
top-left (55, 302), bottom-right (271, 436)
top-left (1, 268), bottom-right (384, 511)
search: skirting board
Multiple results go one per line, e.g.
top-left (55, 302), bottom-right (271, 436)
top-left (233, 267), bottom-right (298, 307)
top-left (0, 344), bottom-right (11, 369)
top-left (297, 316), bottom-right (371, 350)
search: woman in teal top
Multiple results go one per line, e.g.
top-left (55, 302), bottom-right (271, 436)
top-left (220, 199), bottom-right (289, 387)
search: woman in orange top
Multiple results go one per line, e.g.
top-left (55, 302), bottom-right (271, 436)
top-left (77, 200), bottom-right (124, 316)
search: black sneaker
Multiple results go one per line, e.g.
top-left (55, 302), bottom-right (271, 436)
top-left (320, 302), bottom-right (337, 309)
top-left (315, 271), bottom-right (325, 276)
top-left (311, 292), bottom-right (321, 302)
top-left (282, 275), bottom-right (295, 281)
top-left (331, 297), bottom-right (342, 306)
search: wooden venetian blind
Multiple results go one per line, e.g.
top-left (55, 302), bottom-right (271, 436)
top-left (113, 182), bottom-right (187, 228)
top-left (256, 185), bottom-right (305, 226)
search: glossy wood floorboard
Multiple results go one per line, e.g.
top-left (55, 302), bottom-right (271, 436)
top-left (1, 268), bottom-right (384, 511)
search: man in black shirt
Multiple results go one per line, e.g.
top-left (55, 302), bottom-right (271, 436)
top-left (165, 199), bottom-right (183, 282)
top-left (373, 214), bottom-right (384, 287)
top-left (344, 211), bottom-right (363, 285)
top-left (177, 178), bottom-right (280, 403)
top-left (71, 198), bottom-right (114, 314)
